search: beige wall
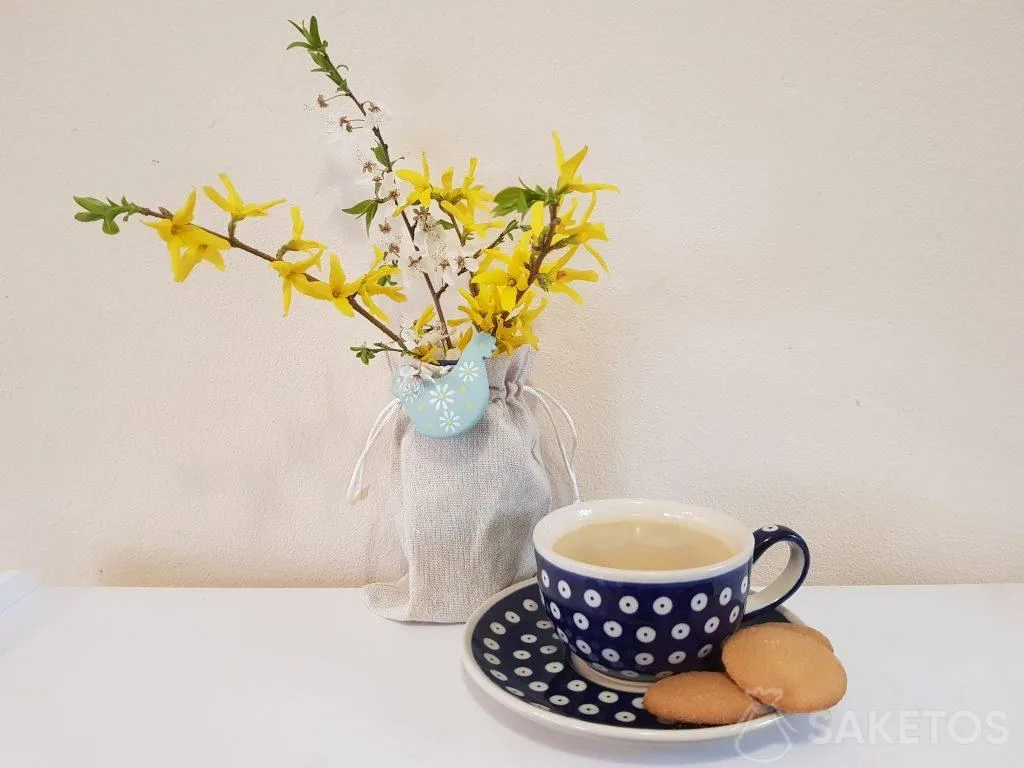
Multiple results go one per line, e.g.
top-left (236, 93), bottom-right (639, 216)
top-left (1, 1), bottom-right (1022, 586)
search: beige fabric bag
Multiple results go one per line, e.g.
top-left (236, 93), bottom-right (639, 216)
top-left (348, 348), bottom-right (578, 623)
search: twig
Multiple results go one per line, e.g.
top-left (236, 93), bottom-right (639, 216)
top-left (137, 207), bottom-right (409, 350)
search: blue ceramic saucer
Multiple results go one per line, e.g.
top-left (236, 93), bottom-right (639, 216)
top-left (463, 579), bottom-right (801, 743)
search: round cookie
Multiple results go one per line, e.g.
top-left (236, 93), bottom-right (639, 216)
top-left (643, 671), bottom-right (771, 725)
top-left (722, 624), bottom-right (847, 713)
top-left (776, 622), bottom-right (834, 652)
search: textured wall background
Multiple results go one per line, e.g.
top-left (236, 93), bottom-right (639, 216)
top-left (1, 0), bottom-right (1022, 586)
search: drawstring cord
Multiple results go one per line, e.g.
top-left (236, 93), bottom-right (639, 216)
top-left (346, 398), bottom-right (402, 504)
top-left (346, 387), bottom-right (581, 505)
top-left (524, 385), bottom-right (581, 504)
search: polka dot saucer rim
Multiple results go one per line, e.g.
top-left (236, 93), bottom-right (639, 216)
top-left (462, 578), bottom-right (804, 744)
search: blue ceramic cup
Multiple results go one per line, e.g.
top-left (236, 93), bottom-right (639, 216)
top-left (533, 499), bottom-right (810, 684)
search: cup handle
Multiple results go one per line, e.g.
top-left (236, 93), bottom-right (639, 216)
top-left (743, 525), bottom-right (811, 620)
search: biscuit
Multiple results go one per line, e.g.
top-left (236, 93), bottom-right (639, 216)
top-left (643, 671), bottom-right (771, 725)
top-left (775, 622), bottom-right (834, 652)
top-left (722, 624), bottom-right (847, 713)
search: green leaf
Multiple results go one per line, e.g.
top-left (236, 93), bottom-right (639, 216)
top-left (286, 41), bottom-right (310, 50)
top-left (437, 220), bottom-right (455, 230)
top-left (308, 16), bottom-right (321, 46)
top-left (351, 345), bottom-right (376, 365)
top-left (74, 194), bottom-right (141, 234)
top-left (362, 201), bottom-right (378, 233)
top-left (492, 187), bottom-right (528, 217)
top-left (342, 199), bottom-right (377, 215)
top-left (372, 145), bottom-right (389, 166)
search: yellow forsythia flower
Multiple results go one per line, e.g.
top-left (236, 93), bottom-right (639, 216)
top-left (144, 189), bottom-right (229, 281)
top-left (203, 173), bottom-right (285, 220)
top-left (552, 132), bottom-right (619, 194)
top-left (394, 154), bottom-right (434, 215)
top-left (281, 207), bottom-right (326, 258)
top-left (269, 252), bottom-right (323, 315)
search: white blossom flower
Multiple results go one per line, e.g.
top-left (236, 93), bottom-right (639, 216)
top-left (397, 361), bottom-right (437, 399)
top-left (428, 382), bottom-right (455, 411)
top-left (354, 149), bottom-right (383, 179)
top-left (435, 254), bottom-right (459, 287)
top-left (453, 243), bottom-right (480, 275)
top-left (363, 101), bottom-right (385, 130)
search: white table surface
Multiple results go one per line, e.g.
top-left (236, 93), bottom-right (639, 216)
top-left (0, 580), bottom-right (1020, 767)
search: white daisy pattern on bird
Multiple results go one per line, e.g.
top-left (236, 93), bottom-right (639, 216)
top-left (456, 361), bottom-right (481, 382)
top-left (427, 382), bottom-right (455, 411)
top-left (438, 410), bottom-right (461, 433)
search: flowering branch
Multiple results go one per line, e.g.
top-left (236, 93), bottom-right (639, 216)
top-left (288, 17), bottom-right (453, 351)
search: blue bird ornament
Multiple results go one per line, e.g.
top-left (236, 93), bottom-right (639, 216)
top-left (390, 332), bottom-right (497, 438)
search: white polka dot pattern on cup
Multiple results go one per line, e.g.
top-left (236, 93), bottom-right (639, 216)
top-left (741, 575), bottom-right (749, 594)
top-left (476, 579), bottom-right (782, 731)
top-left (761, 524), bottom-right (779, 532)
top-left (540, 570), bottom-right (550, 587)
top-left (653, 596), bottom-right (673, 615)
top-left (579, 704), bottom-right (599, 715)
top-left (632, 696), bottom-right (646, 709)
top-left (636, 626), bottom-right (656, 643)
top-left (557, 580), bottom-right (572, 599)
